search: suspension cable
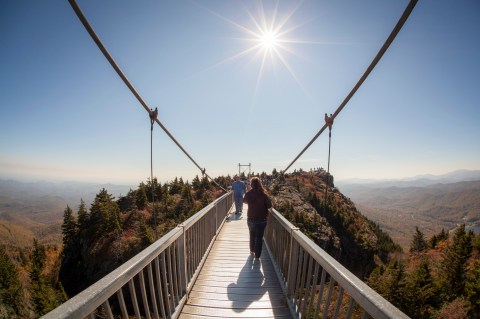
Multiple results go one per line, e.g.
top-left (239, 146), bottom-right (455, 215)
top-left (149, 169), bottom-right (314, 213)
top-left (324, 113), bottom-right (333, 203)
top-left (282, 0), bottom-right (418, 174)
top-left (68, 0), bottom-right (227, 192)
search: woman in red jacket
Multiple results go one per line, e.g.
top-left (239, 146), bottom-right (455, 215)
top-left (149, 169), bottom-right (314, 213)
top-left (243, 177), bottom-right (272, 259)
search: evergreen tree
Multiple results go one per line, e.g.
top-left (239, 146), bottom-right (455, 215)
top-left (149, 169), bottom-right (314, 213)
top-left (118, 189), bottom-right (137, 212)
top-left (0, 245), bottom-right (25, 318)
top-left (367, 260), bottom-right (407, 312)
top-left (139, 218), bottom-right (155, 248)
top-left (440, 224), bottom-right (473, 300)
top-left (465, 259), bottom-right (480, 318)
top-left (438, 228), bottom-right (449, 242)
top-left (182, 183), bottom-right (194, 206)
top-left (404, 259), bottom-right (438, 319)
top-left (61, 205), bottom-right (78, 255)
top-left (410, 227), bottom-right (428, 252)
top-left (136, 183), bottom-right (148, 210)
top-left (200, 176), bottom-right (211, 191)
top-left (30, 239), bottom-right (58, 316)
top-left (473, 231), bottom-right (480, 253)
top-left (90, 188), bottom-right (122, 237)
top-left (191, 175), bottom-right (201, 190)
top-left (429, 228), bottom-right (449, 249)
top-left (146, 177), bottom-right (162, 202)
top-left (169, 177), bottom-right (181, 195)
top-left (428, 234), bottom-right (438, 249)
top-left (77, 199), bottom-right (89, 232)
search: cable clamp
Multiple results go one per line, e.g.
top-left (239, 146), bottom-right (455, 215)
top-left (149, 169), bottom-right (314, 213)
top-left (150, 107), bottom-right (158, 123)
top-left (324, 113), bottom-right (334, 130)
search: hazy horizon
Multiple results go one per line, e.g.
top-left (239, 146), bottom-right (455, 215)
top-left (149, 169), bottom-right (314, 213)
top-left (1, 168), bottom-right (479, 187)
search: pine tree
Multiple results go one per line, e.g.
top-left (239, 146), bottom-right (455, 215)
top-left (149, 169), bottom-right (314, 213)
top-left (428, 234), bottom-right (438, 249)
top-left (410, 227), bottom-right (428, 252)
top-left (473, 231), bottom-right (480, 253)
top-left (61, 205), bottom-right (78, 255)
top-left (191, 175), bottom-right (201, 190)
top-left (465, 259), bottom-right (480, 318)
top-left (77, 199), bottom-right (89, 232)
top-left (90, 188), bottom-right (122, 237)
top-left (169, 177), bottom-right (181, 195)
top-left (139, 218), bottom-right (155, 247)
top-left (30, 239), bottom-right (57, 316)
top-left (0, 245), bottom-right (25, 317)
top-left (182, 183), bottom-right (194, 205)
top-left (404, 259), bottom-right (438, 319)
top-left (146, 177), bottom-right (161, 202)
top-left (367, 260), bottom-right (407, 312)
top-left (136, 183), bottom-right (148, 210)
top-left (438, 228), bottom-right (449, 241)
top-left (118, 189), bottom-right (137, 212)
top-left (200, 176), bottom-right (211, 191)
top-left (440, 224), bottom-right (473, 300)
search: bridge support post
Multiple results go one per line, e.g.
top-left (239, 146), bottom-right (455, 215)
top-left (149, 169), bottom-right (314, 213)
top-left (215, 202), bottom-right (218, 234)
top-left (177, 224), bottom-right (188, 298)
top-left (286, 226), bottom-right (300, 298)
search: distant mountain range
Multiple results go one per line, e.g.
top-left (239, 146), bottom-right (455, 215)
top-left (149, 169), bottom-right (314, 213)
top-left (336, 170), bottom-right (480, 250)
top-left (0, 179), bottom-right (133, 247)
top-left (336, 169), bottom-right (480, 189)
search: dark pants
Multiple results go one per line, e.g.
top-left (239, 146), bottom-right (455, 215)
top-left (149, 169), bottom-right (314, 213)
top-left (247, 219), bottom-right (267, 258)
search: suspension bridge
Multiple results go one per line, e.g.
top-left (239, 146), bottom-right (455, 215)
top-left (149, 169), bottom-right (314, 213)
top-left (42, 196), bottom-right (409, 319)
top-left (42, 1), bottom-right (417, 317)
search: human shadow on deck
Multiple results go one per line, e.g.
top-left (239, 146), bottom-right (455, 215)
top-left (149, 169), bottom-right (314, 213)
top-left (227, 255), bottom-right (286, 314)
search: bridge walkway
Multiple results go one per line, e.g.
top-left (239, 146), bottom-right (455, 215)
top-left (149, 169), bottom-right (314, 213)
top-left (179, 203), bottom-right (292, 319)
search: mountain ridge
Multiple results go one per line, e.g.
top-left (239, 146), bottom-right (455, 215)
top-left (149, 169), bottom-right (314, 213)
top-left (336, 169), bottom-right (480, 188)
top-left (338, 179), bottom-right (480, 250)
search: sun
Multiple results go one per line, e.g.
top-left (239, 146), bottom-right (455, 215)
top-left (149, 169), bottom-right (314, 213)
top-left (197, 1), bottom-right (310, 95)
top-left (259, 30), bottom-right (279, 51)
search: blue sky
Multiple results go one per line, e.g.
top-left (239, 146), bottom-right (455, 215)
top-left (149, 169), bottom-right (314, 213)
top-left (1, 0), bottom-right (479, 185)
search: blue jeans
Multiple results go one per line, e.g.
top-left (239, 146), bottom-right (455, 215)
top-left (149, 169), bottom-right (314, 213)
top-left (234, 195), bottom-right (243, 213)
top-left (247, 219), bottom-right (267, 258)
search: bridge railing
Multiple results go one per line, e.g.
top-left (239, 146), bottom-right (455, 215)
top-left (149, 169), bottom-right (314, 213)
top-left (264, 208), bottom-right (409, 319)
top-left (42, 192), bottom-right (233, 319)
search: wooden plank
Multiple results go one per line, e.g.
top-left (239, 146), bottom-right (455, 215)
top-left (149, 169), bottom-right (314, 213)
top-left (179, 314), bottom-right (292, 319)
top-left (187, 297), bottom-right (288, 309)
top-left (188, 291), bottom-right (278, 302)
top-left (190, 286), bottom-right (286, 295)
top-left (179, 204), bottom-right (292, 318)
top-left (181, 305), bottom-right (292, 318)
top-left (193, 280), bottom-right (279, 288)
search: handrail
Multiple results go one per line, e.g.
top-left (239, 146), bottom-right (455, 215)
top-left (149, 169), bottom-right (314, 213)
top-left (41, 192), bottom-right (233, 319)
top-left (264, 208), bottom-right (410, 319)
top-left (44, 194), bottom-right (408, 319)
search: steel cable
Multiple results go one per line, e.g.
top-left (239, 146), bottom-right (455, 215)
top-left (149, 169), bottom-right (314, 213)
top-left (282, 0), bottom-right (418, 174)
top-left (68, 0), bottom-right (226, 192)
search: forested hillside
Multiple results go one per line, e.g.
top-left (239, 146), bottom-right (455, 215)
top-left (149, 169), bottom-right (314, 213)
top-left (267, 168), bottom-right (401, 278)
top-left (340, 180), bottom-right (480, 250)
top-left (367, 225), bottom-right (480, 318)
top-left (1, 170), bottom-right (479, 318)
top-left (0, 175), bottom-right (229, 318)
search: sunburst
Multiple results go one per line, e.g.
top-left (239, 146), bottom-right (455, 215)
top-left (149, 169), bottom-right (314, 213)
top-left (196, 1), bottom-right (310, 95)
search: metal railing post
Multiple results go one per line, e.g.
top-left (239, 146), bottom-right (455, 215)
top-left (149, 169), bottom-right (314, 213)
top-left (286, 226), bottom-right (299, 297)
top-left (176, 224), bottom-right (187, 298)
top-left (215, 202), bottom-right (218, 232)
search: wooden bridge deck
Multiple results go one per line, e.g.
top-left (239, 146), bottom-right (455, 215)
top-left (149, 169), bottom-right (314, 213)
top-left (179, 204), bottom-right (293, 319)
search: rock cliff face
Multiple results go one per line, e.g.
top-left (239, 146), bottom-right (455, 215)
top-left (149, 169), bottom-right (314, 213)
top-left (268, 169), bottom-right (401, 278)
